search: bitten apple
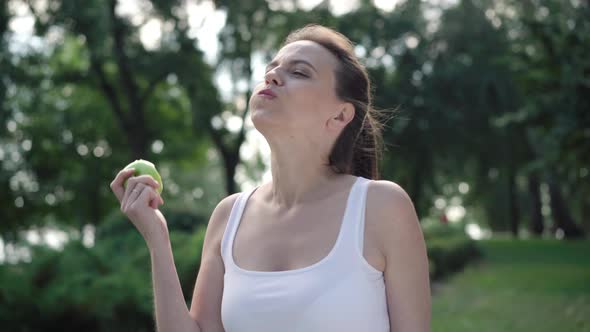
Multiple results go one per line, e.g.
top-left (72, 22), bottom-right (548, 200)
top-left (123, 159), bottom-right (163, 194)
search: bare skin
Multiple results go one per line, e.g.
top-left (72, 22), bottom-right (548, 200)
top-left (232, 175), bottom-right (386, 273)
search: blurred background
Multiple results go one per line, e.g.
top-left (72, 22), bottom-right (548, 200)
top-left (1, 0), bottom-right (588, 331)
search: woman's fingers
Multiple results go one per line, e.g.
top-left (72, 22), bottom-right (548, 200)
top-left (121, 177), bottom-right (142, 211)
top-left (123, 183), bottom-right (145, 213)
top-left (120, 180), bottom-right (137, 212)
top-left (121, 176), bottom-right (163, 212)
top-left (111, 164), bottom-right (164, 216)
top-left (111, 168), bottom-right (161, 202)
top-left (126, 175), bottom-right (161, 193)
top-left (114, 171), bottom-right (161, 203)
top-left (110, 168), bottom-right (136, 202)
top-left (150, 189), bottom-right (161, 209)
top-left (126, 184), bottom-right (161, 214)
top-left (148, 186), bottom-right (164, 209)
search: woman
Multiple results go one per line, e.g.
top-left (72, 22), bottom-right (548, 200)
top-left (110, 24), bottom-right (431, 332)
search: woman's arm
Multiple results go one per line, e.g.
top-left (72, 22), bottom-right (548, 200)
top-left (367, 180), bottom-right (432, 332)
top-left (151, 193), bottom-right (239, 332)
top-left (110, 168), bottom-right (200, 332)
top-left (187, 193), bottom-right (240, 332)
top-left (149, 231), bottom-right (202, 332)
top-left (109, 167), bottom-right (238, 332)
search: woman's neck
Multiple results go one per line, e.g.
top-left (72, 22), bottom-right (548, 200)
top-left (265, 143), bottom-right (342, 209)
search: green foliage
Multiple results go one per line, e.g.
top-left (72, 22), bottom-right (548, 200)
top-left (427, 236), bottom-right (483, 280)
top-left (495, 0), bottom-right (590, 171)
top-left (0, 0), bottom-right (222, 237)
top-left (0, 224), bottom-right (207, 331)
top-left (422, 219), bottom-right (483, 280)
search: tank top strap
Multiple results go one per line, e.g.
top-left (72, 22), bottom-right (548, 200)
top-left (220, 186), bottom-right (259, 266)
top-left (333, 176), bottom-right (372, 260)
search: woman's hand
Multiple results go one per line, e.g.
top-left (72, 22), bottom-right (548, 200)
top-left (110, 168), bottom-right (168, 245)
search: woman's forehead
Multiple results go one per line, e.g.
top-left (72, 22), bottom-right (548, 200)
top-left (272, 40), bottom-right (339, 71)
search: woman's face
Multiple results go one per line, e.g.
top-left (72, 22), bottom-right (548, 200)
top-left (249, 40), bottom-right (348, 138)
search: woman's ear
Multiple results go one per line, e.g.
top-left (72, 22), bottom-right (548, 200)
top-left (327, 103), bottom-right (355, 131)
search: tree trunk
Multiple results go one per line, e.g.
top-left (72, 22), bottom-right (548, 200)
top-left (507, 164), bottom-right (520, 238)
top-left (222, 153), bottom-right (239, 194)
top-left (547, 173), bottom-right (585, 239)
top-left (128, 125), bottom-right (150, 160)
top-left (86, 2), bottom-right (152, 161)
top-left (191, 97), bottom-right (241, 196)
top-left (527, 172), bottom-right (544, 236)
top-left (582, 201), bottom-right (590, 233)
top-left (410, 154), bottom-right (424, 220)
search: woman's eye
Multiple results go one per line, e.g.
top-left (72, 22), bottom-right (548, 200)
top-left (293, 71), bottom-right (307, 77)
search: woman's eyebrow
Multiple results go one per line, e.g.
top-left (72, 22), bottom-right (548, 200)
top-left (265, 59), bottom-right (318, 73)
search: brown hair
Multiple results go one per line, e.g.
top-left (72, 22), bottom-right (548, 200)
top-left (282, 24), bottom-right (384, 180)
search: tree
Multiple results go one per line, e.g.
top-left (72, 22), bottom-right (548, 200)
top-left (495, 0), bottom-right (589, 238)
top-left (1, 0), bottom-right (216, 236)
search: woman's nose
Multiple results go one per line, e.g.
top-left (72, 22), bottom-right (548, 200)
top-left (264, 68), bottom-right (282, 86)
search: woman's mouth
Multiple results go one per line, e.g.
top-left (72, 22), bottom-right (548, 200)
top-left (258, 88), bottom-right (277, 98)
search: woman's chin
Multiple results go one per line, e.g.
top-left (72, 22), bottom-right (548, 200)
top-left (251, 109), bottom-right (279, 129)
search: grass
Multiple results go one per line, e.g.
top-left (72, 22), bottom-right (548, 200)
top-left (431, 237), bottom-right (590, 332)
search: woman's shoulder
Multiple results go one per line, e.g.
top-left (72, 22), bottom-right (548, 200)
top-left (204, 193), bottom-right (242, 246)
top-left (211, 191), bottom-right (245, 224)
top-left (366, 179), bottom-right (413, 206)
top-left (214, 181), bottom-right (269, 219)
top-left (214, 192), bottom-right (242, 216)
top-left (365, 179), bottom-right (418, 235)
top-left (364, 179), bottom-right (423, 267)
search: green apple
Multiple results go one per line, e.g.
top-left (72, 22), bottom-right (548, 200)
top-left (123, 159), bottom-right (163, 194)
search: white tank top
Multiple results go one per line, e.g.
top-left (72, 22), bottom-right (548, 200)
top-left (220, 176), bottom-right (391, 332)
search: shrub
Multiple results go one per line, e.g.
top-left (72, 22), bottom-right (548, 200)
top-left (0, 221), bottom-right (207, 331)
top-left (426, 236), bottom-right (483, 280)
